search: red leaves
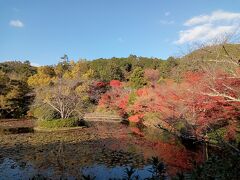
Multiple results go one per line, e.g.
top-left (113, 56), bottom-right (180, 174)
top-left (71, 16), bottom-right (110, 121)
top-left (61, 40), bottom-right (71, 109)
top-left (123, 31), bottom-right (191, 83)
top-left (98, 81), bottom-right (129, 117)
top-left (98, 94), bottom-right (111, 107)
top-left (130, 127), bottom-right (144, 136)
top-left (94, 81), bottom-right (108, 87)
top-left (98, 69), bottom-right (240, 140)
top-left (182, 71), bottom-right (240, 137)
top-left (128, 114), bottom-right (144, 123)
top-left (118, 95), bottom-right (129, 110)
top-left (184, 71), bottom-right (204, 84)
top-left (110, 80), bottom-right (122, 88)
top-left (136, 88), bottom-right (149, 97)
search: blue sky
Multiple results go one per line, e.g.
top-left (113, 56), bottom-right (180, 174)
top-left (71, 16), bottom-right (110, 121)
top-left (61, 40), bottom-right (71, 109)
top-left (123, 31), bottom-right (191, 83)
top-left (1, 0), bottom-right (240, 65)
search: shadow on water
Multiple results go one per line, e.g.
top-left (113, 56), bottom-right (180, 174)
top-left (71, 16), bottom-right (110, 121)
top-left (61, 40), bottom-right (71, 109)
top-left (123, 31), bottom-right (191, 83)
top-left (0, 123), bottom-right (204, 179)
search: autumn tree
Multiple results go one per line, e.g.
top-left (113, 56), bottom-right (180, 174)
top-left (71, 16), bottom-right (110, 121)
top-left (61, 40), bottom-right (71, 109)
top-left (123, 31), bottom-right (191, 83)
top-left (70, 60), bottom-right (89, 78)
top-left (190, 44), bottom-right (240, 141)
top-left (0, 61), bottom-right (36, 118)
top-left (28, 66), bottom-right (55, 87)
top-left (88, 81), bottom-right (109, 104)
top-left (29, 58), bottom-right (92, 120)
top-left (33, 78), bottom-right (91, 119)
top-left (0, 73), bottom-right (33, 118)
top-left (98, 80), bottom-right (129, 117)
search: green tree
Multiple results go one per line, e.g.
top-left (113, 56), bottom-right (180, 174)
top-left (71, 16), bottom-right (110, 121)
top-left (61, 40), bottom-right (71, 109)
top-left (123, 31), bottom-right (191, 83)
top-left (0, 61), bottom-right (36, 118)
top-left (0, 79), bottom-right (32, 118)
top-left (159, 57), bottom-right (179, 79)
top-left (55, 55), bottom-right (71, 78)
top-left (129, 67), bottom-right (147, 89)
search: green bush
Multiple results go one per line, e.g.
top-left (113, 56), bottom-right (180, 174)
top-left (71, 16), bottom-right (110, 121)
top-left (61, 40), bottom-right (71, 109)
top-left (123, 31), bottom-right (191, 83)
top-left (207, 127), bottom-right (227, 144)
top-left (128, 91), bottom-right (137, 105)
top-left (31, 105), bottom-right (58, 120)
top-left (37, 118), bottom-right (83, 129)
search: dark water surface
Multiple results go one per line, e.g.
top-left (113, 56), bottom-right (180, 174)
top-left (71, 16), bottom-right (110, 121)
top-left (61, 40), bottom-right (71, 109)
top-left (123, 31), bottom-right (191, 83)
top-left (0, 123), bottom-right (204, 179)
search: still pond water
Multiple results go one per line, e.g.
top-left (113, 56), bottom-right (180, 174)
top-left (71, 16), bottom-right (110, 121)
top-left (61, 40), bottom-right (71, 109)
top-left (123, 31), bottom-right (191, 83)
top-left (0, 122), bottom-right (204, 179)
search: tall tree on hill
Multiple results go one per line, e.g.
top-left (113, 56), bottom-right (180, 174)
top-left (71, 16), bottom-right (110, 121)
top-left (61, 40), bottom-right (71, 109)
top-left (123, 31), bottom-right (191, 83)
top-left (129, 67), bottom-right (147, 89)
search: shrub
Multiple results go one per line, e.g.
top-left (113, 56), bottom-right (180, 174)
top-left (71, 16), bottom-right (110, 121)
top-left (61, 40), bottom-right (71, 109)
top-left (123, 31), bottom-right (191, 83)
top-left (31, 105), bottom-right (58, 120)
top-left (37, 118), bottom-right (84, 129)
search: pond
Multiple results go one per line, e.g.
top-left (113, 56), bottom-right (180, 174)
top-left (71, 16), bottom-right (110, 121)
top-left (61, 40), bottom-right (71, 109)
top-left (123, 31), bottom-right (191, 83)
top-left (0, 122), bottom-right (205, 179)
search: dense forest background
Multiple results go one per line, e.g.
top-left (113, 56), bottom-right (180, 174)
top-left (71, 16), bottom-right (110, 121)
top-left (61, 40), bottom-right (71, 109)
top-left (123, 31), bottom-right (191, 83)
top-left (0, 53), bottom-right (178, 119)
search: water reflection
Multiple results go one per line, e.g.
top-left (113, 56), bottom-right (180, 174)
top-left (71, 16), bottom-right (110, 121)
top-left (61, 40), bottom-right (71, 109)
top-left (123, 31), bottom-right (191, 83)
top-left (0, 158), bottom-right (36, 180)
top-left (0, 123), bottom-right (204, 179)
top-left (82, 164), bottom-right (153, 180)
top-left (0, 158), bottom-right (154, 180)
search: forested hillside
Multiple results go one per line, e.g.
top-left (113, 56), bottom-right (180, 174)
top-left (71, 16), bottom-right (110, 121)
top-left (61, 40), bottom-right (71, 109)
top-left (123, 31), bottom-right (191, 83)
top-left (0, 56), bottom-right (169, 119)
top-left (0, 61), bottom-right (36, 118)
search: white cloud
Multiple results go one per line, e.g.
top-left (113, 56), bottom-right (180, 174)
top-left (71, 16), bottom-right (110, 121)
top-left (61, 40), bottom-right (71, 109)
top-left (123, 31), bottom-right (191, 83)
top-left (185, 10), bottom-right (240, 26)
top-left (175, 10), bottom-right (240, 44)
top-left (176, 24), bottom-right (237, 44)
top-left (9, 20), bottom-right (24, 28)
top-left (165, 12), bottom-right (170, 16)
top-left (160, 20), bottom-right (175, 25)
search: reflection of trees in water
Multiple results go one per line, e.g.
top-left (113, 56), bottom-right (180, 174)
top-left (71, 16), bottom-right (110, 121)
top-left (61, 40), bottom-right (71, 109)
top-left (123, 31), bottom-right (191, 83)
top-left (0, 139), bottom-right (146, 178)
top-left (94, 124), bottom-right (205, 176)
top-left (0, 123), bottom-right (204, 178)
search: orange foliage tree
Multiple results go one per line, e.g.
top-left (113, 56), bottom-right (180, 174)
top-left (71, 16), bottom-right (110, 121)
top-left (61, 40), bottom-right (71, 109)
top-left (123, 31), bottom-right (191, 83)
top-left (98, 66), bottom-right (240, 142)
